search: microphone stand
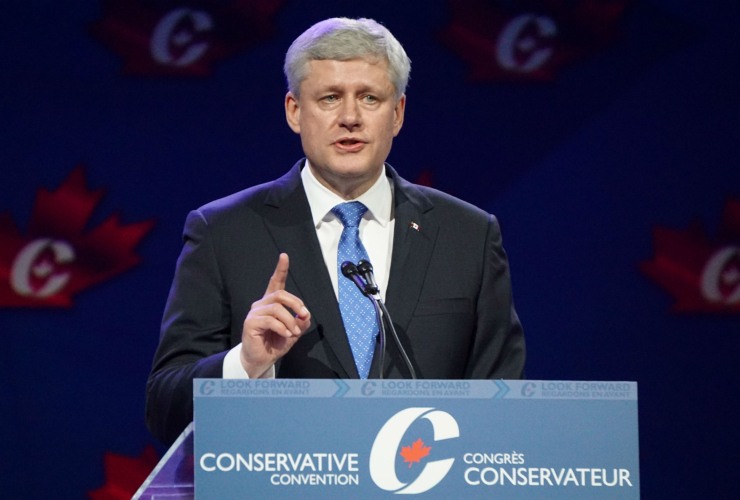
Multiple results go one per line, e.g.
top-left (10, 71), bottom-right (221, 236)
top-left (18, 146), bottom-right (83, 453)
top-left (343, 260), bottom-right (417, 380)
top-left (376, 298), bottom-right (416, 380)
top-left (341, 261), bottom-right (387, 380)
top-left (366, 294), bottom-right (386, 380)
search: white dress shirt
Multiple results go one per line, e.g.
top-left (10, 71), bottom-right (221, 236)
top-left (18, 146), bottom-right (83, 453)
top-left (223, 161), bottom-right (395, 378)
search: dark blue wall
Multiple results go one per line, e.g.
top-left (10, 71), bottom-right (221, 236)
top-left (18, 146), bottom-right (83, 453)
top-left (1, 1), bottom-right (738, 498)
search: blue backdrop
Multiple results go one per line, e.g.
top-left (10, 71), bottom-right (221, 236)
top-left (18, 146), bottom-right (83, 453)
top-left (1, 1), bottom-right (738, 498)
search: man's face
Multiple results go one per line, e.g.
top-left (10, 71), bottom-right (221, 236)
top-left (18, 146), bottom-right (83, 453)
top-left (285, 58), bottom-right (405, 198)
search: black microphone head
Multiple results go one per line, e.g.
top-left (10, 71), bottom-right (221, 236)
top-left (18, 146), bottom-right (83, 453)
top-left (357, 260), bottom-right (373, 274)
top-left (356, 259), bottom-right (379, 295)
top-left (341, 261), bottom-right (359, 278)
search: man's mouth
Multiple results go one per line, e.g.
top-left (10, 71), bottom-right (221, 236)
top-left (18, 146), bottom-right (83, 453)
top-left (334, 139), bottom-right (366, 151)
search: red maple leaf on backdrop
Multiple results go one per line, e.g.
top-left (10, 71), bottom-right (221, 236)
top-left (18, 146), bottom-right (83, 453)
top-left (415, 169), bottom-right (435, 188)
top-left (90, 0), bottom-right (288, 76)
top-left (88, 446), bottom-right (159, 500)
top-left (640, 198), bottom-right (740, 313)
top-left (0, 166), bottom-right (154, 308)
top-left (400, 438), bottom-right (432, 468)
top-left (438, 0), bottom-right (634, 82)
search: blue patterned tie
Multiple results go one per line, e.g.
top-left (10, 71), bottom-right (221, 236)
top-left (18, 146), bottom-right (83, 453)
top-left (331, 202), bottom-right (378, 379)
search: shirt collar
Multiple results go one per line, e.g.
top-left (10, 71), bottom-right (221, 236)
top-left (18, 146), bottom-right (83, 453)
top-left (301, 160), bottom-right (392, 228)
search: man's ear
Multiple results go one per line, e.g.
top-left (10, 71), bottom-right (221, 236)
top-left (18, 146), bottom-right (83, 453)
top-left (392, 93), bottom-right (406, 137)
top-left (285, 92), bottom-right (301, 134)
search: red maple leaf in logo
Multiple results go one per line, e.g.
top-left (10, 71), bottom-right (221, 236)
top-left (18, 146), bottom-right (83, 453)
top-left (90, 0), bottom-right (288, 76)
top-left (640, 198), bottom-right (740, 313)
top-left (88, 446), bottom-right (159, 500)
top-left (438, 0), bottom-right (633, 82)
top-left (400, 438), bottom-right (432, 468)
top-left (415, 169), bottom-right (435, 188)
top-left (0, 166), bottom-right (155, 308)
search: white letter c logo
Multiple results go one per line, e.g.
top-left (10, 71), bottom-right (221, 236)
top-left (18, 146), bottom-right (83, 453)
top-left (150, 8), bottom-right (213, 67)
top-left (10, 238), bottom-right (75, 297)
top-left (369, 407), bottom-right (459, 494)
top-left (701, 246), bottom-right (740, 304)
top-left (496, 14), bottom-right (557, 73)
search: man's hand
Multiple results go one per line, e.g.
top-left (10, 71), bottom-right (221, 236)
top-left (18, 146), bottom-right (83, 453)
top-left (240, 253), bottom-right (311, 378)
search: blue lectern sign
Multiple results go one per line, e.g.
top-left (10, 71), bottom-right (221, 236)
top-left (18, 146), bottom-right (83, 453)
top-left (194, 379), bottom-right (639, 499)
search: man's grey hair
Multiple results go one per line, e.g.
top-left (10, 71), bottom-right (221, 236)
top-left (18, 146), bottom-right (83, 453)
top-left (284, 18), bottom-right (411, 100)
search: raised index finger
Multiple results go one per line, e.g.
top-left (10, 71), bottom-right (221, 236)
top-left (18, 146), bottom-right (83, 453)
top-left (265, 253), bottom-right (289, 296)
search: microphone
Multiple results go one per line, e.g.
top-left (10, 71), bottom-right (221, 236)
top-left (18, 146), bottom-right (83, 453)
top-left (357, 260), bottom-right (379, 295)
top-left (341, 261), bottom-right (369, 297)
top-left (340, 260), bottom-right (417, 380)
top-left (341, 260), bottom-right (386, 379)
top-left (356, 260), bottom-right (417, 379)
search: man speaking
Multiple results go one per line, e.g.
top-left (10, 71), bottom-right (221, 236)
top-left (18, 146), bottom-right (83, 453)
top-left (146, 18), bottom-right (525, 445)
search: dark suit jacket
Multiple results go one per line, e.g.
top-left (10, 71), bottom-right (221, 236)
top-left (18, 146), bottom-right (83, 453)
top-left (146, 160), bottom-right (525, 445)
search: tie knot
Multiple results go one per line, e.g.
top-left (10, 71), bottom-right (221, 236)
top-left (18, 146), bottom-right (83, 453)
top-left (331, 202), bottom-right (368, 228)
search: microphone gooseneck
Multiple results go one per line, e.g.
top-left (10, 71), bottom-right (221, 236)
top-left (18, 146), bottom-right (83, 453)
top-left (367, 294), bottom-right (385, 380)
top-left (378, 300), bottom-right (417, 380)
top-left (340, 260), bottom-right (417, 380)
top-left (341, 260), bottom-right (385, 378)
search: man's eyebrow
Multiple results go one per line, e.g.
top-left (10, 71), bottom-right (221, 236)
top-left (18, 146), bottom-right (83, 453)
top-left (354, 84), bottom-right (379, 94)
top-left (320, 85), bottom-right (344, 94)
top-left (317, 84), bottom-right (385, 95)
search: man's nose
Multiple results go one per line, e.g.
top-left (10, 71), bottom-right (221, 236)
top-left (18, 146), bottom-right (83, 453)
top-left (338, 98), bottom-right (362, 130)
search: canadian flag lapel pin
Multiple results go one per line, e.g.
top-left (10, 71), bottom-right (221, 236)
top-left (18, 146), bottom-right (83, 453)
top-left (410, 222), bottom-right (420, 231)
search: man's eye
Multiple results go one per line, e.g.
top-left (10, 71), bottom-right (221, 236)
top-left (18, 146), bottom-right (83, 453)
top-left (323, 95), bottom-right (337, 102)
top-left (363, 95), bottom-right (377, 103)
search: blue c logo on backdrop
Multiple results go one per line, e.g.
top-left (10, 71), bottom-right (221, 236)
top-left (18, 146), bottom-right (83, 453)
top-left (521, 382), bottom-right (537, 397)
top-left (369, 407), bottom-right (459, 494)
top-left (362, 381), bottom-right (376, 396)
top-left (200, 380), bottom-right (215, 395)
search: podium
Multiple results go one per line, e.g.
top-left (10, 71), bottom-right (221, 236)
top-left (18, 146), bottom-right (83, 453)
top-left (133, 379), bottom-right (639, 499)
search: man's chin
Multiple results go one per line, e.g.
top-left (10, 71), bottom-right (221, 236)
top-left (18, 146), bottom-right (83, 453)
top-left (308, 159), bottom-right (384, 198)
top-left (325, 160), bottom-right (383, 180)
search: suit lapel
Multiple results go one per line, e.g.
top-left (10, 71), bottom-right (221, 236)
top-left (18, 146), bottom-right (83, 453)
top-left (384, 166), bottom-right (438, 338)
top-left (262, 161), bottom-right (358, 378)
